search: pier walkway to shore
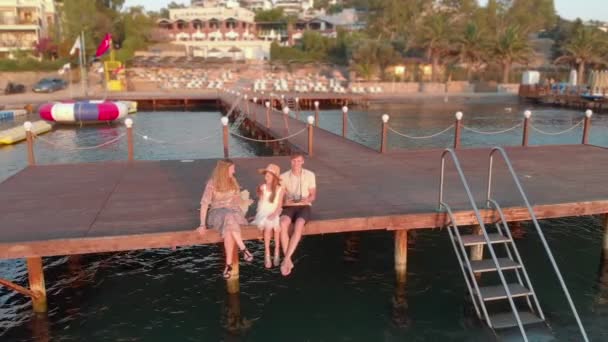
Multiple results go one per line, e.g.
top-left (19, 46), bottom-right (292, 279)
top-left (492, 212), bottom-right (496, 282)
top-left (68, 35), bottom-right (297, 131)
top-left (1, 90), bottom-right (607, 334)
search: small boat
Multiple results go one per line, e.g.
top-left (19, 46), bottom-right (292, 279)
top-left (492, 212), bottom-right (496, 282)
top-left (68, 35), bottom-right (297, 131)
top-left (0, 109), bottom-right (27, 121)
top-left (0, 120), bottom-right (52, 145)
top-left (39, 101), bottom-right (128, 124)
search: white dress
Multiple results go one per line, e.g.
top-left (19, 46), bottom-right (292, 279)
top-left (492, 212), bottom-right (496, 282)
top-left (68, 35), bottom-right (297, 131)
top-left (252, 185), bottom-right (282, 230)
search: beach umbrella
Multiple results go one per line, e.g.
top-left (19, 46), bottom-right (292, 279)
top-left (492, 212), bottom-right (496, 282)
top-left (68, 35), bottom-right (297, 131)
top-left (568, 69), bottom-right (577, 86)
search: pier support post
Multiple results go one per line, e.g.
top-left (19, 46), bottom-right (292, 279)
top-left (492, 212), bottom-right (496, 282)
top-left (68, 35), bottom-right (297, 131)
top-left (314, 101), bottom-right (319, 127)
top-left (582, 109), bottom-right (592, 144)
top-left (265, 101), bottom-right (271, 129)
top-left (470, 225), bottom-right (483, 261)
top-left (221, 117), bottom-right (229, 158)
top-left (226, 246), bottom-right (239, 294)
top-left (125, 118), bottom-right (134, 161)
top-left (307, 116), bottom-right (315, 156)
top-left (394, 230), bottom-right (408, 284)
top-left (453, 112), bottom-right (463, 149)
top-left (381, 114), bottom-right (389, 153)
top-left (522, 110), bottom-right (531, 147)
top-left (602, 214), bottom-right (608, 256)
top-left (252, 97), bottom-right (258, 122)
top-left (27, 257), bottom-right (47, 313)
top-left (295, 97), bottom-right (300, 120)
top-left (342, 106), bottom-right (348, 138)
top-left (24, 122), bottom-right (36, 166)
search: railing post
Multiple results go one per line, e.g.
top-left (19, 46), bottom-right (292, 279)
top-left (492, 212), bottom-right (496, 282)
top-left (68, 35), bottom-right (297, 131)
top-left (27, 257), bottom-right (47, 313)
top-left (342, 105), bottom-right (348, 137)
top-left (282, 106), bottom-right (290, 134)
top-left (221, 116), bottom-right (229, 158)
top-left (265, 101), bottom-right (271, 129)
top-left (522, 110), bottom-right (531, 147)
top-left (307, 115), bottom-right (315, 156)
top-left (582, 109), bottom-right (592, 144)
top-left (23, 121), bottom-right (35, 166)
top-left (381, 114), bottom-right (389, 153)
top-left (252, 97), bottom-right (258, 122)
top-left (244, 94), bottom-right (249, 117)
top-left (295, 97), bottom-right (300, 120)
top-left (125, 118), bottom-right (134, 161)
top-left (453, 111), bottom-right (463, 149)
top-left (314, 101), bottom-right (319, 127)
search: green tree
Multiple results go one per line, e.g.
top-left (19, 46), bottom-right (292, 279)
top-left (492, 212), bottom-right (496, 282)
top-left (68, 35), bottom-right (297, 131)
top-left (417, 13), bottom-right (454, 82)
top-left (555, 25), bottom-right (607, 84)
top-left (505, 0), bottom-right (556, 33)
top-left (454, 22), bottom-right (487, 81)
top-left (490, 25), bottom-right (532, 83)
top-left (255, 9), bottom-right (286, 22)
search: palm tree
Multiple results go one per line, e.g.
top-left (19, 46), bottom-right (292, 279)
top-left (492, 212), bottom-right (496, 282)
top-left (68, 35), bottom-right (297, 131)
top-left (454, 22), bottom-right (487, 81)
top-left (555, 26), bottom-right (607, 85)
top-left (491, 25), bottom-right (532, 83)
top-left (417, 13), bottom-right (454, 82)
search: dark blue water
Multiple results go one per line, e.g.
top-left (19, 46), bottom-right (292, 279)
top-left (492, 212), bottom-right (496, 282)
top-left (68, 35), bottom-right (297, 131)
top-left (1, 98), bottom-right (608, 341)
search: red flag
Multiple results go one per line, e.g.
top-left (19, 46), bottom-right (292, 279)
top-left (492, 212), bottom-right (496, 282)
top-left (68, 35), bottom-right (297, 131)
top-left (112, 65), bottom-right (125, 75)
top-left (95, 33), bottom-right (112, 58)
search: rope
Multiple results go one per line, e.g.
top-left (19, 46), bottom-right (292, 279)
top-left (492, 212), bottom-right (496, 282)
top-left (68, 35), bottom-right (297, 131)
top-left (387, 124), bottom-right (454, 139)
top-left (33, 132), bottom-right (125, 151)
top-left (462, 122), bottom-right (522, 135)
top-left (135, 131), bottom-right (216, 145)
top-left (230, 126), bottom-right (307, 143)
top-left (346, 115), bottom-right (380, 140)
top-left (529, 119), bottom-right (584, 136)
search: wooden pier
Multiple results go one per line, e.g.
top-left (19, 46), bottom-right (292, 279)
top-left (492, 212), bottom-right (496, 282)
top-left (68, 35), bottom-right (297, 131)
top-left (519, 84), bottom-right (607, 112)
top-left (1, 91), bottom-right (608, 321)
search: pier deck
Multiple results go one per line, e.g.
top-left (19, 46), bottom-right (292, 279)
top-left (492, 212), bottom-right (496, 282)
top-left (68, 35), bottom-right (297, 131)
top-left (2, 91), bottom-right (608, 321)
top-left (0, 143), bottom-right (607, 259)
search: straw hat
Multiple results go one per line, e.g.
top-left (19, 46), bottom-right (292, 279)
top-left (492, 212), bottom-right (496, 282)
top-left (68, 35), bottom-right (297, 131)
top-left (258, 163), bottom-right (281, 181)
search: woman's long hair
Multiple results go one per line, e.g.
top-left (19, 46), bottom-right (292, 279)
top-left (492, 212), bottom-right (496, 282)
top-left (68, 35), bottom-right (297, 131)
top-left (211, 159), bottom-right (240, 193)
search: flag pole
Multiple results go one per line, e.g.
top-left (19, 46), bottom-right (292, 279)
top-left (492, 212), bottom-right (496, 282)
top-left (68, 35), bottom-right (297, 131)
top-left (78, 32), bottom-right (84, 97)
top-left (69, 67), bottom-right (73, 99)
top-left (82, 31), bottom-right (88, 97)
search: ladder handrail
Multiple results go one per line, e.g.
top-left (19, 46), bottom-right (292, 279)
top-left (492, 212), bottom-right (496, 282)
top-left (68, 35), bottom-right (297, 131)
top-left (440, 202), bottom-right (486, 321)
top-left (487, 146), bottom-right (589, 342)
top-left (487, 199), bottom-right (545, 320)
top-left (438, 149), bottom-right (528, 341)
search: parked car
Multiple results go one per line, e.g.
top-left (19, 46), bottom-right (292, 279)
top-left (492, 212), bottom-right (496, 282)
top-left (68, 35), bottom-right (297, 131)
top-left (4, 82), bottom-right (26, 95)
top-left (32, 78), bottom-right (67, 93)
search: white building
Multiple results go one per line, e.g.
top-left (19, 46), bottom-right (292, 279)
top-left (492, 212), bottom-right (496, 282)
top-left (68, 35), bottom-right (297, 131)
top-left (273, 0), bottom-right (314, 16)
top-left (0, 0), bottom-right (56, 57)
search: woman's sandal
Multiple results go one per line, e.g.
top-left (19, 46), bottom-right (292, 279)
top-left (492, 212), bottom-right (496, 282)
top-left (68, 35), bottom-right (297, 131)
top-left (223, 264), bottom-right (233, 279)
top-left (243, 249), bottom-right (254, 262)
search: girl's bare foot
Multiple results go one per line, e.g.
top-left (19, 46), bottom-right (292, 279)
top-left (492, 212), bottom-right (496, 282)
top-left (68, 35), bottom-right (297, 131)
top-left (265, 254), bottom-right (272, 269)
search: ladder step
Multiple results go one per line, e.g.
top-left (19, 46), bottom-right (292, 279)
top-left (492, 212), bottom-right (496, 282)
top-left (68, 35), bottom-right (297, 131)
top-left (476, 283), bottom-right (532, 301)
top-left (468, 258), bottom-right (521, 273)
top-left (489, 311), bottom-right (544, 329)
top-left (461, 233), bottom-right (510, 246)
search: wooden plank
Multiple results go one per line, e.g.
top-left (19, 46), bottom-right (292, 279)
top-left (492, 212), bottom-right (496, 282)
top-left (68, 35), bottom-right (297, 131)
top-left (1, 200), bottom-right (607, 259)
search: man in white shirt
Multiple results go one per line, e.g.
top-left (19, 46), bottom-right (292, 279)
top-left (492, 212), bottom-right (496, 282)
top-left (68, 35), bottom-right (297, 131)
top-left (279, 152), bottom-right (316, 276)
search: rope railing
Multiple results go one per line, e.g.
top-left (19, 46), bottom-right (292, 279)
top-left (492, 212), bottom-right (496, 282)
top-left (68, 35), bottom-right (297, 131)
top-left (462, 122), bottom-right (523, 135)
top-left (229, 126), bottom-right (308, 143)
top-left (347, 115), bottom-right (380, 140)
top-left (33, 132), bottom-right (126, 151)
top-left (134, 131), bottom-right (218, 145)
top-left (387, 124), bottom-right (455, 140)
top-left (529, 119), bottom-right (584, 136)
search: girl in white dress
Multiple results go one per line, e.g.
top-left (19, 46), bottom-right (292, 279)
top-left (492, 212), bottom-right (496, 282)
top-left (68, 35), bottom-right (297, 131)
top-left (253, 163), bottom-right (284, 268)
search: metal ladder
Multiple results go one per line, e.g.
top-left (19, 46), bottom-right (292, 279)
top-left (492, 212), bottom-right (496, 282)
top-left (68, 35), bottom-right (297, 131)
top-left (438, 147), bottom-right (589, 341)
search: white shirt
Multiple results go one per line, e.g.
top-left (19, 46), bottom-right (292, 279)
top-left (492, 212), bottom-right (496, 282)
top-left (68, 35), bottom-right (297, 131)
top-left (280, 169), bottom-right (316, 205)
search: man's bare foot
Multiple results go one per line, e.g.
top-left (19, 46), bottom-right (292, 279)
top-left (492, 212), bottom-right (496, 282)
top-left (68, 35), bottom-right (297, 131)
top-left (280, 258), bottom-right (293, 276)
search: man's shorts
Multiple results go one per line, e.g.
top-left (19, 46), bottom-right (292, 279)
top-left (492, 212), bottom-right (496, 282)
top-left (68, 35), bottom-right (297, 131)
top-left (281, 205), bottom-right (312, 223)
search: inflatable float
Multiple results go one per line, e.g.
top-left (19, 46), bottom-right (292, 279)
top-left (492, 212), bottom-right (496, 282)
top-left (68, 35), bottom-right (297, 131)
top-left (0, 120), bottom-right (52, 145)
top-left (39, 101), bottom-right (129, 124)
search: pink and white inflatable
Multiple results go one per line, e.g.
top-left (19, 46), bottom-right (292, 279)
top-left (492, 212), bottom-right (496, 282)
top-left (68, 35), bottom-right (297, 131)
top-left (39, 101), bottom-right (128, 124)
